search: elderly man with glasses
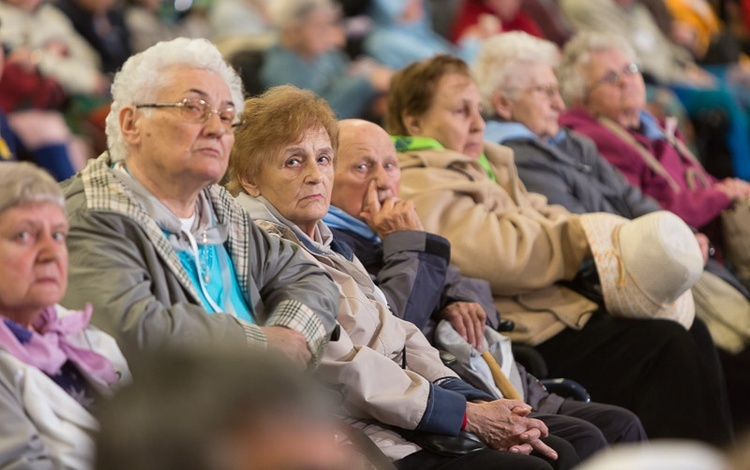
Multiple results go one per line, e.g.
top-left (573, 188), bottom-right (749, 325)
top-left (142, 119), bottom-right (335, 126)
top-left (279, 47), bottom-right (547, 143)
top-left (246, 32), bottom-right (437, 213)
top-left (60, 38), bottom-right (339, 368)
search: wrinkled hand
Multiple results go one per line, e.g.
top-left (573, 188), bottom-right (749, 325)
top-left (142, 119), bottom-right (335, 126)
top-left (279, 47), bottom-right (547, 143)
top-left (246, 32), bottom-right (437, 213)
top-left (261, 326), bottom-right (311, 369)
top-left (695, 233), bottom-right (710, 266)
top-left (465, 400), bottom-right (558, 460)
top-left (441, 301), bottom-right (486, 350)
top-left (360, 180), bottom-right (423, 238)
top-left (715, 177), bottom-right (750, 201)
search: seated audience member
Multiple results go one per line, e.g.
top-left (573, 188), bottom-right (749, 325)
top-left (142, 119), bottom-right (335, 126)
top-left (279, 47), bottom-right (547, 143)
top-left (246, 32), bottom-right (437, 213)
top-left (556, 33), bottom-right (750, 274)
top-left (325, 118), bottom-right (646, 460)
top-left (0, 162), bottom-right (131, 469)
top-left (386, 53), bottom-right (734, 445)
top-left (208, 0), bottom-right (273, 42)
top-left (0, 0), bottom-right (110, 100)
top-left (54, 0), bottom-right (131, 76)
top-left (476, 31), bottom-right (750, 432)
top-left (560, 0), bottom-right (750, 181)
top-left (228, 84), bottom-right (577, 469)
top-left (261, 0), bottom-right (392, 120)
top-left (60, 38), bottom-right (339, 368)
top-left (124, 0), bottom-right (210, 53)
top-left (362, 0), bottom-right (494, 70)
top-left (451, 0), bottom-right (543, 44)
top-left (97, 347), bottom-right (358, 470)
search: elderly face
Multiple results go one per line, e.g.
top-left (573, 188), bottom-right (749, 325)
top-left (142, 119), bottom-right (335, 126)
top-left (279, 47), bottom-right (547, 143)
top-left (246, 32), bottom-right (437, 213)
top-left (405, 72), bottom-right (486, 159)
top-left (582, 48), bottom-right (646, 126)
top-left (246, 126), bottom-right (334, 237)
top-left (293, 6), bottom-right (342, 57)
top-left (125, 66), bottom-right (236, 194)
top-left (496, 62), bottom-right (564, 138)
top-left (0, 202), bottom-right (68, 326)
top-left (332, 121), bottom-right (401, 218)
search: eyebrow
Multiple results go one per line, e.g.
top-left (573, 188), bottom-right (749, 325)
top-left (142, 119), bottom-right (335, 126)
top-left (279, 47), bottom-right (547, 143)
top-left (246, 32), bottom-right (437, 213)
top-left (186, 88), bottom-right (235, 108)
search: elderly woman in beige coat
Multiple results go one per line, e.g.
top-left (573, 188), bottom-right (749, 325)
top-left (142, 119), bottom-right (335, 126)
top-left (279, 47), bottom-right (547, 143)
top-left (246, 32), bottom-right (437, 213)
top-left (227, 85), bottom-right (580, 470)
top-left (386, 53), bottom-right (733, 445)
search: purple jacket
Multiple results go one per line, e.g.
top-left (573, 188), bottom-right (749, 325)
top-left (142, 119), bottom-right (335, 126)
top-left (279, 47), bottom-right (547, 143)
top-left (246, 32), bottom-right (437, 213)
top-left (560, 108), bottom-right (731, 229)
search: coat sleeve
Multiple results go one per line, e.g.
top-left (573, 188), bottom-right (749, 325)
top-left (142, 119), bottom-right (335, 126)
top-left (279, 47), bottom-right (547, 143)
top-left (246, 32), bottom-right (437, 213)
top-left (376, 230), bottom-right (450, 330)
top-left (0, 364), bottom-right (57, 470)
top-left (317, 319), bottom-right (467, 436)
top-left (594, 134), bottom-right (731, 228)
top-left (244, 220), bottom-right (339, 362)
top-left (398, 163), bottom-right (590, 296)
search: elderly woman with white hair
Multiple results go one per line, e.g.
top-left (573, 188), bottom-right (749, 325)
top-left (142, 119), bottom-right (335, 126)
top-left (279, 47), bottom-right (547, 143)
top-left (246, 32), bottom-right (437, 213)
top-left (0, 162), bottom-right (130, 469)
top-left (260, 0), bottom-right (392, 119)
top-left (60, 38), bottom-right (339, 368)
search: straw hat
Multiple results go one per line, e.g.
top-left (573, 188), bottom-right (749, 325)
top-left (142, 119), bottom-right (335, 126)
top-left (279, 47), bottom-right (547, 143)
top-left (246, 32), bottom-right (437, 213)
top-left (579, 211), bottom-right (703, 330)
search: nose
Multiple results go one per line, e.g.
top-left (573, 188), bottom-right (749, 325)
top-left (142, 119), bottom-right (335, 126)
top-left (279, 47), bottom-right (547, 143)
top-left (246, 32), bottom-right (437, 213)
top-left (37, 232), bottom-right (65, 262)
top-left (203, 111), bottom-right (228, 137)
top-left (551, 90), bottom-right (566, 111)
top-left (470, 108), bottom-right (486, 134)
top-left (305, 162), bottom-right (324, 183)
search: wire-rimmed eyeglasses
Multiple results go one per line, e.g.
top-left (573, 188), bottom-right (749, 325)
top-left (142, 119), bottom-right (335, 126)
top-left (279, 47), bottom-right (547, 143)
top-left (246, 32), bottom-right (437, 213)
top-left (589, 63), bottom-right (641, 90)
top-left (135, 97), bottom-right (237, 131)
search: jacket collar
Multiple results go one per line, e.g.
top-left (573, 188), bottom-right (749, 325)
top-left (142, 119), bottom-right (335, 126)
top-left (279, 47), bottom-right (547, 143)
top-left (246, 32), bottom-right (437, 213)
top-left (79, 153), bottom-right (252, 304)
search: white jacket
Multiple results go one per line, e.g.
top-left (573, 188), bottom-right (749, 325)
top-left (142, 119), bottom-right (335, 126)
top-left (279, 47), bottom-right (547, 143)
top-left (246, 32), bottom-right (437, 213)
top-left (0, 306), bottom-right (131, 469)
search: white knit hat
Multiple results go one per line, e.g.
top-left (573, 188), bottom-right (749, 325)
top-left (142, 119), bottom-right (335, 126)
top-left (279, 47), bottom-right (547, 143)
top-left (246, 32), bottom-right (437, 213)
top-left (579, 211), bottom-right (703, 330)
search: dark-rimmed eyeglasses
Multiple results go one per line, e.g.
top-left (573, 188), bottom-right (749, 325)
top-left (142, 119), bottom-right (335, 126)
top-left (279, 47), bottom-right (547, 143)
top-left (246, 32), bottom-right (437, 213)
top-left (590, 63), bottom-right (641, 90)
top-left (135, 97), bottom-right (237, 131)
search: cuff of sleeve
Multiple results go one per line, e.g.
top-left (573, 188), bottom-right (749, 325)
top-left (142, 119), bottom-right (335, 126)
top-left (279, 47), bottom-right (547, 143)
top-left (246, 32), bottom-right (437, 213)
top-left (265, 299), bottom-right (329, 365)
top-left (239, 321), bottom-right (267, 350)
top-left (382, 231), bottom-right (451, 262)
top-left (416, 383), bottom-right (467, 436)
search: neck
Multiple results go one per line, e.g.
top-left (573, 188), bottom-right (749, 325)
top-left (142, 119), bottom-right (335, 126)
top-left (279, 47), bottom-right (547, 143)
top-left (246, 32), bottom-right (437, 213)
top-left (126, 160), bottom-right (201, 218)
top-left (1, 309), bottom-right (41, 330)
top-left (618, 109), bottom-right (641, 129)
top-left (299, 221), bottom-right (317, 240)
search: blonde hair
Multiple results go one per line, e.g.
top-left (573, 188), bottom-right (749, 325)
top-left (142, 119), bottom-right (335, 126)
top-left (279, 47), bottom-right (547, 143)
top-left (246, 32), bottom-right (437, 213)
top-left (0, 162), bottom-right (64, 215)
top-left (227, 85), bottom-right (339, 195)
top-left (474, 32), bottom-right (560, 117)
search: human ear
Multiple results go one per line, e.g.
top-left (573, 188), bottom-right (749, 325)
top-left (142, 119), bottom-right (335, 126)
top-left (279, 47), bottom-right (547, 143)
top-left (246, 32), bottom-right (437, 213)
top-left (402, 112), bottom-right (422, 136)
top-left (120, 106), bottom-right (140, 145)
top-left (492, 91), bottom-right (514, 121)
top-left (240, 175), bottom-right (262, 197)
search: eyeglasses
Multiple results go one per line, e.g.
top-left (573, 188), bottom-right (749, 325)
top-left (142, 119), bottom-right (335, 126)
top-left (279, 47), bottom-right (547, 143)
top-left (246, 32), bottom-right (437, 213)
top-left (136, 98), bottom-right (237, 131)
top-left (503, 83), bottom-right (560, 99)
top-left (590, 63), bottom-right (640, 89)
top-left (527, 84), bottom-right (560, 99)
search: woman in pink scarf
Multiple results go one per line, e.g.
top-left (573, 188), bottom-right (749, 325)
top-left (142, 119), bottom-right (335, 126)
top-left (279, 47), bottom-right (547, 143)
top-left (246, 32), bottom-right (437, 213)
top-left (0, 162), bottom-right (130, 469)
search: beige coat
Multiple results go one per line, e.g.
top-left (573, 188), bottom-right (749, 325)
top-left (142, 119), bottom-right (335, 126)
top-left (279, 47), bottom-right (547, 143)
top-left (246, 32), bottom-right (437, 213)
top-left (238, 194), bottom-right (465, 462)
top-left (398, 142), bottom-right (597, 345)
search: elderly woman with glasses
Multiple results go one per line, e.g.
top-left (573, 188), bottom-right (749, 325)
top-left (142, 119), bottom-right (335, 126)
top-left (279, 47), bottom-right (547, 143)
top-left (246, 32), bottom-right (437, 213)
top-left (0, 162), bottom-right (130, 469)
top-left (60, 38), bottom-right (339, 369)
top-left (557, 33), bottom-right (750, 269)
top-left (228, 85), bottom-right (582, 470)
top-left (387, 53), bottom-right (734, 445)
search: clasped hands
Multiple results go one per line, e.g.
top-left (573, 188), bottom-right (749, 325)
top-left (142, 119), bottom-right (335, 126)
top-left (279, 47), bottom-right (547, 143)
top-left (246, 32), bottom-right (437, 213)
top-left (465, 400), bottom-right (558, 460)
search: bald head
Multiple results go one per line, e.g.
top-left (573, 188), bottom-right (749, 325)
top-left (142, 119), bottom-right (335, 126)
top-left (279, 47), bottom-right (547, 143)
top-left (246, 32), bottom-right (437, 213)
top-left (331, 119), bottom-right (401, 219)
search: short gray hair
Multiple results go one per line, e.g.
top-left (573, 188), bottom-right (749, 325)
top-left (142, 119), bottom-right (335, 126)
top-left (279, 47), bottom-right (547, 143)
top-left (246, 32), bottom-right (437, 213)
top-left (557, 31), bottom-right (639, 106)
top-left (105, 37), bottom-right (245, 162)
top-left (474, 32), bottom-right (560, 117)
top-left (267, 0), bottom-right (336, 30)
top-left (0, 162), bottom-right (64, 215)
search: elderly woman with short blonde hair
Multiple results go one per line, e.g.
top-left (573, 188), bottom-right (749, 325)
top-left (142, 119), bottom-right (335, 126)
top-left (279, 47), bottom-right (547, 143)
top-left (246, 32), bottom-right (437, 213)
top-left (0, 162), bottom-right (130, 469)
